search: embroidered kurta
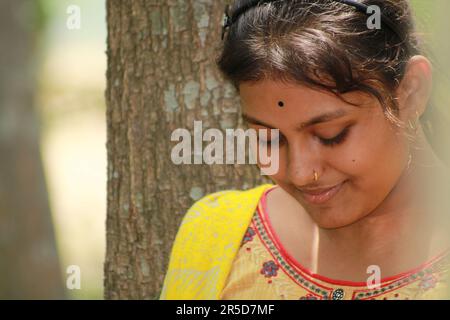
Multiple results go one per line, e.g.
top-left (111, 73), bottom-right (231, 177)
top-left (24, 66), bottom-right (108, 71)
top-left (160, 184), bottom-right (450, 300)
top-left (220, 186), bottom-right (450, 300)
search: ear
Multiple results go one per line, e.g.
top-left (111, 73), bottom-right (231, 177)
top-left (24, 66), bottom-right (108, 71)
top-left (395, 55), bottom-right (433, 121)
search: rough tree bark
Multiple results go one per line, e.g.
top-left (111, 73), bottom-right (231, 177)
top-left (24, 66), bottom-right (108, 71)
top-left (0, 0), bottom-right (65, 299)
top-left (104, 0), bottom-right (269, 299)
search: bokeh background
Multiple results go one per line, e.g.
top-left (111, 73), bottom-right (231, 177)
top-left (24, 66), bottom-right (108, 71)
top-left (0, 0), bottom-right (448, 299)
top-left (38, 0), bottom-right (106, 299)
top-left (1, 0), bottom-right (106, 299)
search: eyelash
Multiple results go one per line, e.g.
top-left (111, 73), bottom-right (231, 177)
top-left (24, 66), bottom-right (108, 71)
top-left (258, 126), bottom-right (351, 147)
top-left (318, 127), bottom-right (350, 147)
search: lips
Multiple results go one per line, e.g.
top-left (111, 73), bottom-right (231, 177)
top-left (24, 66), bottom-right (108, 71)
top-left (299, 181), bottom-right (345, 205)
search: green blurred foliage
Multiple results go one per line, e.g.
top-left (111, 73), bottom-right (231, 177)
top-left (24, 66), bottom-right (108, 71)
top-left (35, 0), bottom-right (51, 33)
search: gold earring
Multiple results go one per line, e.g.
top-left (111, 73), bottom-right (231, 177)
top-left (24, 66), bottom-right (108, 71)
top-left (313, 170), bottom-right (319, 181)
top-left (408, 111), bottom-right (420, 134)
top-left (406, 153), bottom-right (412, 171)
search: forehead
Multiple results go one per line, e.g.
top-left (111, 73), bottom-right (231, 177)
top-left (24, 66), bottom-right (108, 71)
top-left (239, 79), bottom-right (376, 119)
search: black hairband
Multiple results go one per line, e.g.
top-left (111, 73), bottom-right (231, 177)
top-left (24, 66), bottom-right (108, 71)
top-left (221, 0), bottom-right (403, 41)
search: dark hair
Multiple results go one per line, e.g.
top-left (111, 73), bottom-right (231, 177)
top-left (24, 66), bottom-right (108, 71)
top-left (216, 0), bottom-right (450, 166)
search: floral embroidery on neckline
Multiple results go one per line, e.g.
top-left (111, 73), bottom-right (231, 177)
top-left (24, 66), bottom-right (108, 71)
top-left (248, 206), bottom-right (450, 300)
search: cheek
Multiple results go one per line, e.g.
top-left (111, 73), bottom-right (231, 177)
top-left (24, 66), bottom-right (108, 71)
top-left (344, 123), bottom-right (407, 195)
top-left (255, 122), bottom-right (407, 188)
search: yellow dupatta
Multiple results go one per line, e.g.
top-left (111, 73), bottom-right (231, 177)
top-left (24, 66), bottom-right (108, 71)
top-left (159, 184), bottom-right (274, 300)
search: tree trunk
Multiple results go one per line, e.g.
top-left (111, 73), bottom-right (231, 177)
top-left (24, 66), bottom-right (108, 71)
top-left (104, 0), bottom-right (269, 299)
top-left (0, 0), bottom-right (65, 299)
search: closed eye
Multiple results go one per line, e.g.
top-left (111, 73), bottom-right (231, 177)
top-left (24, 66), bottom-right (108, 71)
top-left (256, 126), bottom-right (351, 147)
top-left (318, 126), bottom-right (351, 147)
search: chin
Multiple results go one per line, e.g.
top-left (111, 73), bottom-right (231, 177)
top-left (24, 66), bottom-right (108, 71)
top-left (312, 215), bottom-right (356, 229)
top-left (296, 196), bottom-right (363, 229)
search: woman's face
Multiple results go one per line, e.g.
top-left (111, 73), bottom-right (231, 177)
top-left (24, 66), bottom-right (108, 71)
top-left (240, 80), bottom-right (410, 229)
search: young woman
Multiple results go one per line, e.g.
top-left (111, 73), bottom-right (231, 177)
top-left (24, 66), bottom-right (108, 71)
top-left (160, 0), bottom-right (450, 300)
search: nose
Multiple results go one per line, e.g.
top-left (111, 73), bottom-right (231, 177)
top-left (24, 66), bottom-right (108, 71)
top-left (286, 140), bottom-right (320, 187)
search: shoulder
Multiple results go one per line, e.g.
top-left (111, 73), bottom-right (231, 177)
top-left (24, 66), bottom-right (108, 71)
top-left (179, 183), bottom-right (274, 231)
top-left (160, 183), bottom-right (274, 299)
top-left (169, 184), bottom-right (274, 257)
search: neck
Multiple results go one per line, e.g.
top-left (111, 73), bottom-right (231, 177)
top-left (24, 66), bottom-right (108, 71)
top-left (315, 132), bottom-right (450, 281)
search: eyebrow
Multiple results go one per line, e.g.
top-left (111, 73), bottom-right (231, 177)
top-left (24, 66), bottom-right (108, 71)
top-left (242, 110), bottom-right (348, 130)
